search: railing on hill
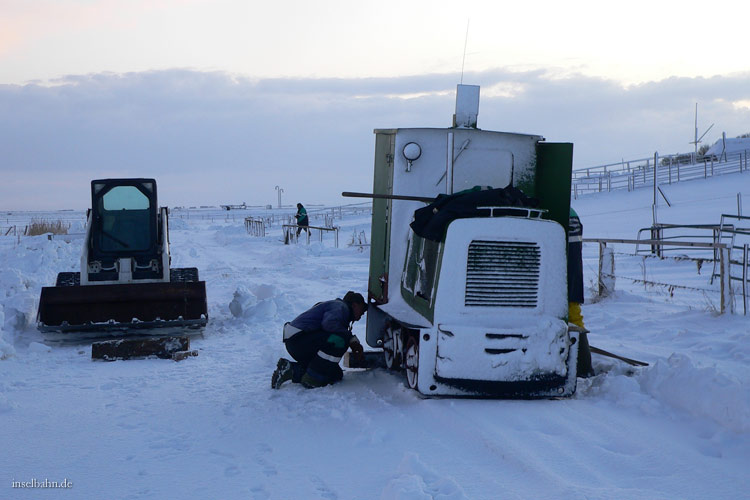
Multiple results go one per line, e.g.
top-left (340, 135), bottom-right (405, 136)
top-left (572, 149), bottom-right (750, 198)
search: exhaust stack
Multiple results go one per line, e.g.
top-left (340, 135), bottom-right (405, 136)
top-left (453, 84), bottom-right (480, 128)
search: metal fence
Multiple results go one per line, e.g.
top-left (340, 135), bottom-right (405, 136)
top-left (307, 202), bottom-right (372, 223)
top-left (2, 225), bottom-right (22, 236)
top-left (282, 224), bottom-right (340, 248)
top-left (172, 202), bottom-right (372, 226)
top-left (635, 223), bottom-right (730, 261)
top-left (572, 149), bottom-right (750, 198)
top-left (613, 215), bottom-right (750, 315)
top-left (587, 238), bottom-right (736, 314)
top-left (244, 217), bottom-right (266, 237)
top-left (714, 214), bottom-right (750, 314)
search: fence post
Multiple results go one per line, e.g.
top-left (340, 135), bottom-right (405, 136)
top-left (598, 242), bottom-right (615, 297)
top-left (743, 244), bottom-right (748, 315)
top-left (739, 193), bottom-right (743, 216)
top-left (650, 225), bottom-right (663, 257)
top-left (720, 246), bottom-right (734, 314)
top-left (668, 158), bottom-right (672, 184)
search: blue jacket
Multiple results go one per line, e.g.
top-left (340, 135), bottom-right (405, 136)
top-left (289, 299), bottom-right (354, 338)
top-left (285, 299), bottom-right (356, 387)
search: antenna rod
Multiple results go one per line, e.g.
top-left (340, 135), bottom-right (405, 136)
top-left (694, 103), bottom-right (698, 157)
top-left (460, 19), bottom-right (470, 84)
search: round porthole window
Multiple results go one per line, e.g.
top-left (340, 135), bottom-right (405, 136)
top-left (403, 142), bottom-right (422, 161)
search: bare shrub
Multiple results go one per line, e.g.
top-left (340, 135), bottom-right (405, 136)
top-left (26, 218), bottom-right (70, 236)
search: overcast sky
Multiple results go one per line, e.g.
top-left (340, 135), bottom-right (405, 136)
top-left (1, 0), bottom-right (749, 210)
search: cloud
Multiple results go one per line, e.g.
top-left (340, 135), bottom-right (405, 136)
top-left (1, 68), bottom-right (749, 210)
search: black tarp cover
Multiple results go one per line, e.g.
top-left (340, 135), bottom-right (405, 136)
top-left (409, 185), bottom-right (540, 242)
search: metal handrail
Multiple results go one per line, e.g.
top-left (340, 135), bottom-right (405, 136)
top-left (583, 237), bottom-right (724, 248)
top-left (585, 237), bottom-right (735, 314)
top-left (572, 149), bottom-right (750, 198)
top-left (282, 224), bottom-right (340, 248)
top-left (634, 224), bottom-right (731, 259)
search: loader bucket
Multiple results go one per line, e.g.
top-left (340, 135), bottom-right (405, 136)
top-left (37, 281), bottom-right (208, 333)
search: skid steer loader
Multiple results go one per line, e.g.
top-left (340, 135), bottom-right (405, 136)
top-left (344, 85), bottom-right (577, 397)
top-left (37, 178), bottom-right (208, 334)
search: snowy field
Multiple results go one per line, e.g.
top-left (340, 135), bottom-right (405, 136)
top-left (1, 172), bottom-right (749, 499)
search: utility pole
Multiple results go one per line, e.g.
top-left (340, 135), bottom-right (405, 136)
top-left (653, 151), bottom-right (659, 226)
top-left (694, 103), bottom-right (698, 158)
top-left (689, 103), bottom-right (714, 162)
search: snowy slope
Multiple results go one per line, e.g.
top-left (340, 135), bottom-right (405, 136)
top-left (0, 172), bottom-right (749, 499)
top-left (705, 136), bottom-right (750, 158)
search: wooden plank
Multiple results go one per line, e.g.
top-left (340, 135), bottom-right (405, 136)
top-left (171, 350), bottom-right (199, 361)
top-left (590, 346), bottom-right (649, 367)
top-left (343, 350), bottom-right (386, 369)
top-left (91, 336), bottom-right (190, 361)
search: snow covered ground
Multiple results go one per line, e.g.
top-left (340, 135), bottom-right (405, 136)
top-left (1, 172), bottom-right (749, 499)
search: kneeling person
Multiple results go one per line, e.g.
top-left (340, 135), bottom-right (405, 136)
top-left (272, 291), bottom-right (367, 389)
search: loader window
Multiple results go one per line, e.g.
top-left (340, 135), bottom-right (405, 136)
top-left (103, 186), bottom-right (150, 211)
top-left (99, 186), bottom-right (152, 252)
top-left (402, 233), bottom-right (440, 304)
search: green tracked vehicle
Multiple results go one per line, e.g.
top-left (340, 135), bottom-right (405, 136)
top-left (347, 85), bottom-right (578, 397)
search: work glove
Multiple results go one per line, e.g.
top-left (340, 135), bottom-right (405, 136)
top-left (350, 339), bottom-right (364, 362)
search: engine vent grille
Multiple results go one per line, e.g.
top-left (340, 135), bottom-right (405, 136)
top-left (465, 240), bottom-right (540, 307)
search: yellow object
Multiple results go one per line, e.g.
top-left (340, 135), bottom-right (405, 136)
top-left (568, 302), bottom-right (585, 329)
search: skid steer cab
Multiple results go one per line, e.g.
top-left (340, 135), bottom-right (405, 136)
top-left (37, 178), bottom-right (208, 334)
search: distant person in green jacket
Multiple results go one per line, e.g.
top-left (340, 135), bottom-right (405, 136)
top-left (295, 203), bottom-right (310, 237)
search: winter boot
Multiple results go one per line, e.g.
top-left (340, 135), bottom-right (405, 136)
top-left (271, 358), bottom-right (294, 389)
